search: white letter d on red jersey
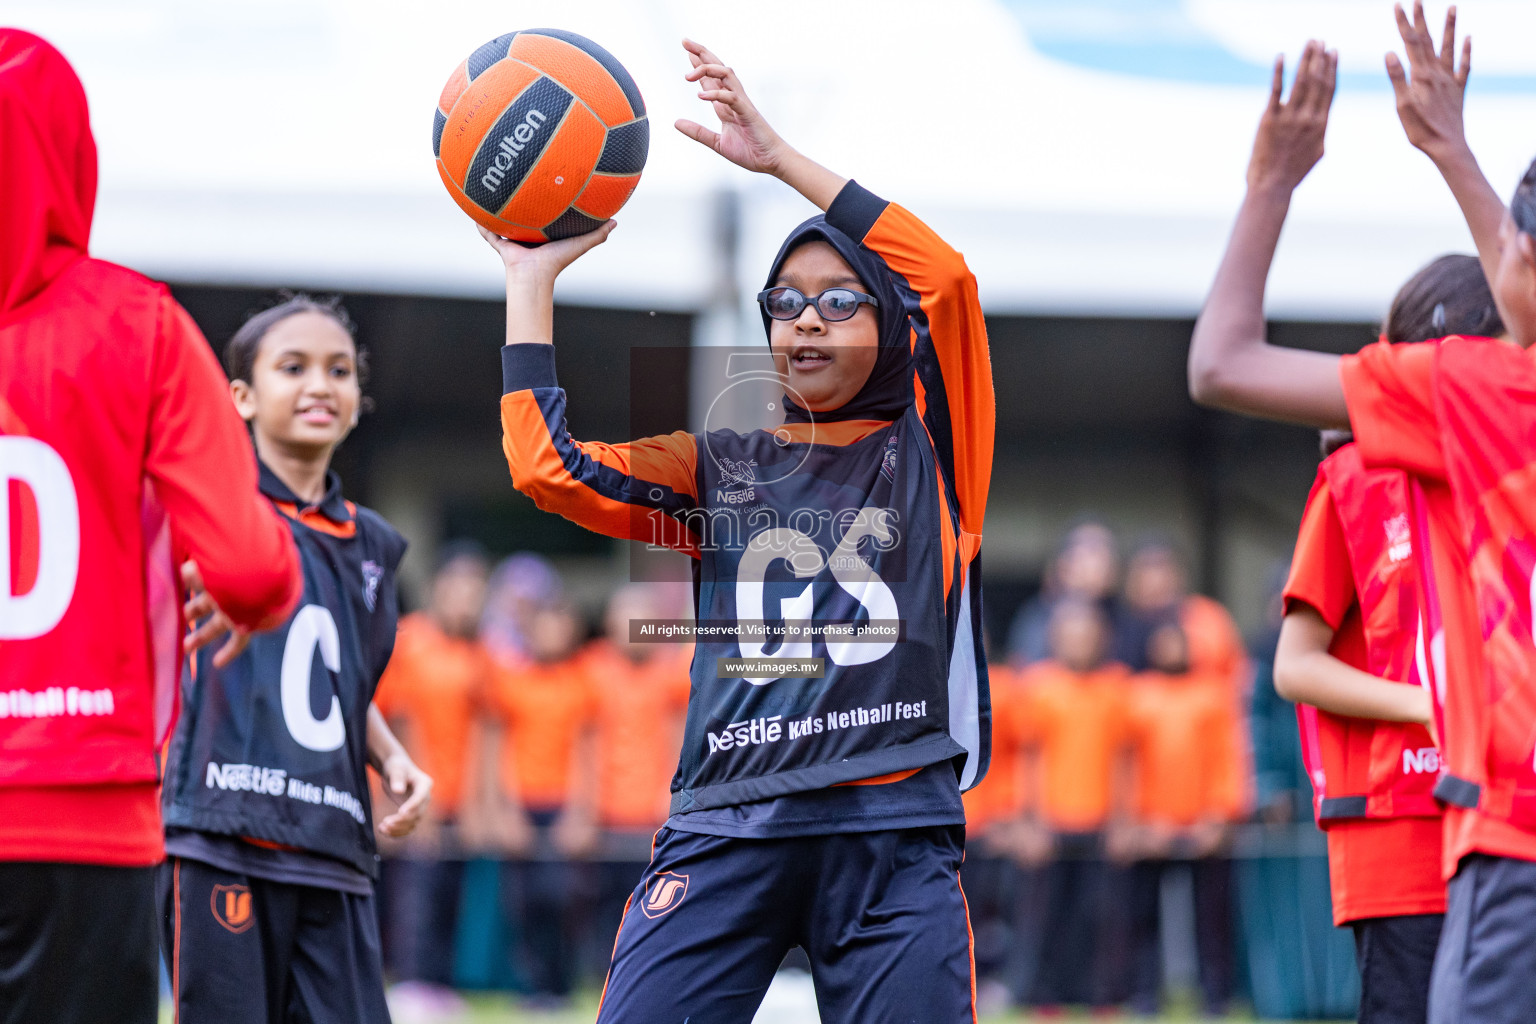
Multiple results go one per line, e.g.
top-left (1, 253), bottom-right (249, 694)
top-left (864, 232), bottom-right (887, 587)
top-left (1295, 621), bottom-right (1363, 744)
top-left (0, 437), bottom-right (80, 640)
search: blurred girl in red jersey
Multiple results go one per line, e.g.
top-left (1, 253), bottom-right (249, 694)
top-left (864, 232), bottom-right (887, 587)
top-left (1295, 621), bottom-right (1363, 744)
top-left (159, 296), bottom-right (432, 1024)
top-left (1184, 8), bottom-right (1536, 1023)
top-left (1274, 257), bottom-right (1503, 1024)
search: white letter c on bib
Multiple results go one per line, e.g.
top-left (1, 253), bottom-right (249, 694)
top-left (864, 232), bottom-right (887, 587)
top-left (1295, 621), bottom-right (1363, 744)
top-left (280, 604), bottom-right (346, 751)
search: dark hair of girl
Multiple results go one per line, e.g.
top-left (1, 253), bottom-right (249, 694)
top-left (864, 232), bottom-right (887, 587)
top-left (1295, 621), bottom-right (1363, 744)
top-left (1384, 253), bottom-right (1504, 344)
top-left (1513, 157), bottom-right (1536, 240)
top-left (224, 293), bottom-right (370, 408)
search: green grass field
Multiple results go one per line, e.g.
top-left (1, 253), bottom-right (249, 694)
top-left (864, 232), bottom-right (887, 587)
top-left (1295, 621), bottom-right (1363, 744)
top-left (159, 990), bottom-right (1335, 1023)
top-left (403, 998), bottom-right (1270, 1023)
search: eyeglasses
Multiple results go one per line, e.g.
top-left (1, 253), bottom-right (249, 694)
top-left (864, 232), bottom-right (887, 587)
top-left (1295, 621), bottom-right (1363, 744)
top-left (756, 286), bottom-right (879, 322)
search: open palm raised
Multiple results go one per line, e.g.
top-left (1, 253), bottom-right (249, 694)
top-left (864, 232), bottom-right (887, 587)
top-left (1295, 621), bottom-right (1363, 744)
top-left (674, 38), bottom-right (789, 176)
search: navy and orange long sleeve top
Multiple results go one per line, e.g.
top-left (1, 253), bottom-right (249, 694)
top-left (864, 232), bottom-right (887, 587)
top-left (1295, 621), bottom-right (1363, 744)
top-left (499, 181), bottom-right (994, 834)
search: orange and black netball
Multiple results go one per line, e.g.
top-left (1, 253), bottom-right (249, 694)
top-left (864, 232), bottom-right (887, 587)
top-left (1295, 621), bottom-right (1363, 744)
top-left (434, 29), bottom-right (648, 242)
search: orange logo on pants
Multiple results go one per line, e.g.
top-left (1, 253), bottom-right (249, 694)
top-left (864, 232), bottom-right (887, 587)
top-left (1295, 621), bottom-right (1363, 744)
top-left (211, 884), bottom-right (254, 934)
top-left (641, 871), bottom-right (689, 919)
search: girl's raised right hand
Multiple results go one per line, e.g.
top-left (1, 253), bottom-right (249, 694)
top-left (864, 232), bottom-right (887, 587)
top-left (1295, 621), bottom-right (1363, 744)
top-left (1246, 39), bottom-right (1338, 196)
top-left (477, 219), bottom-right (616, 280)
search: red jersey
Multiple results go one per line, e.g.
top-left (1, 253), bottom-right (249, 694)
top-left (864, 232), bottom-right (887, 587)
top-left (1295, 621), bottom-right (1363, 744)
top-left (1283, 445), bottom-right (1445, 922)
top-left (0, 32), bottom-right (301, 865)
top-left (1343, 337), bottom-right (1536, 872)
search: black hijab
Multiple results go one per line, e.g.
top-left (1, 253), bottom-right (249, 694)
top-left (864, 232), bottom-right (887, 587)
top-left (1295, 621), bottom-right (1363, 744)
top-left (761, 216), bottom-right (912, 424)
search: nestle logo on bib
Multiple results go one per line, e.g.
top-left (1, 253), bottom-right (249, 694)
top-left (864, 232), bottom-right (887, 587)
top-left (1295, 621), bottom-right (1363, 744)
top-left (1403, 746), bottom-right (1440, 774)
top-left (480, 110), bottom-right (548, 191)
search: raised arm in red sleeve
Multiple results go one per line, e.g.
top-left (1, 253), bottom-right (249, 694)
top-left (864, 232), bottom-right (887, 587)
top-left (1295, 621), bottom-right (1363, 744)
top-left (1339, 340), bottom-right (1445, 481)
top-left (146, 291), bottom-right (299, 630)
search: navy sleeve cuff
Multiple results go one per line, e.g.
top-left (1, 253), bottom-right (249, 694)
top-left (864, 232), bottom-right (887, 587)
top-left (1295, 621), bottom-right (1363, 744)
top-left (824, 179), bottom-right (888, 243)
top-left (501, 344), bottom-right (559, 394)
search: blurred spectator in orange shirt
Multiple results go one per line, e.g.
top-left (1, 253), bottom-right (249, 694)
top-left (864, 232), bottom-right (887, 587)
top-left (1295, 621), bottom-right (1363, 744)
top-left (1122, 621), bottom-right (1244, 1016)
top-left (486, 601), bottom-right (596, 1003)
top-left (583, 584), bottom-right (691, 835)
top-left (962, 659), bottom-right (1035, 1004)
top-left (1015, 598), bottom-right (1131, 1010)
top-left (579, 584), bottom-right (692, 972)
top-left (964, 662), bottom-right (1031, 844)
top-left (374, 542), bottom-right (491, 1007)
top-left (1120, 539), bottom-right (1249, 693)
top-left (1119, 539), bottom-right (1255, 828)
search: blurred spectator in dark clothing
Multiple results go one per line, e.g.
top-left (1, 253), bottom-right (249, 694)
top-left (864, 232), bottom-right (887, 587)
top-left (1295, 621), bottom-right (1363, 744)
top-left (1009, 521), bottom-right (1125, 667)
top-left (1249, 562), bottom-right (1312, 825)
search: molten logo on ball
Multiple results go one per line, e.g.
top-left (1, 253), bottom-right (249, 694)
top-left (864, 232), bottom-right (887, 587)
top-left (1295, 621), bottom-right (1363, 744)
top-left (481, 109), bottom-right (549, 191)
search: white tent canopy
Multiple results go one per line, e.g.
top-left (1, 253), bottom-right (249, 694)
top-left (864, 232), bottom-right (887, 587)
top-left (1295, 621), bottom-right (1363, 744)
top-left (13, 0), bottom-right (1536, 320)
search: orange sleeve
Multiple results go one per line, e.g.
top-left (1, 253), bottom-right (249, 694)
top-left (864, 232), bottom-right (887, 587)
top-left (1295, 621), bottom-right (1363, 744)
top-left (499, 344), bottom-right (703, 556)
top-left (1283, 473), bottom-right (1358, 630)
top-left (1340, 341), bottom-right (1445, 480)
top-left (1202, 689), bottom-right (1247, 821)
top-left (145, 292), bottom-right (300, 630)
top-left (826, 183), bottom-right (994, 571)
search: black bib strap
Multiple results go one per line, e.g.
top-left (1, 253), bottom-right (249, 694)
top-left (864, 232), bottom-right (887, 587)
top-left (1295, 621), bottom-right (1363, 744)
top-left (1434, 774), bottom-right (1482, 809)
top-left (1318, 795), bottom-right (1368, 820)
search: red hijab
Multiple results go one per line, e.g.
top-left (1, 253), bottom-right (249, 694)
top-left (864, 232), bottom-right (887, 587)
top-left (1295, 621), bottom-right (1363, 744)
top-left (0, 29), bottom-right (96, 316)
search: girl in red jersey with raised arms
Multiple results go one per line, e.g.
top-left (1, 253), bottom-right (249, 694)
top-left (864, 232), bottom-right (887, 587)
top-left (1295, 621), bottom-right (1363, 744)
top-left (1186, 5), bottom-right (1536, 1022)
top-left (482, 38), bottom-right (994, 1024)
top-left (1277, 255), bottom-right (1503, 1024)
top-left (158, 296), bottom-right (432, 1024)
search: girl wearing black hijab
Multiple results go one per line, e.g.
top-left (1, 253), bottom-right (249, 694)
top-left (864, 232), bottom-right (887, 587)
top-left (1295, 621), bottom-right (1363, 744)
top-left (484, 39), bottom-right (995, 1023)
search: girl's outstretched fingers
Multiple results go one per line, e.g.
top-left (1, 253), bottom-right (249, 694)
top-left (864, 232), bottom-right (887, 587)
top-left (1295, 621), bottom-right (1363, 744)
top-left (477, 219), bottom-right (615, 273)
